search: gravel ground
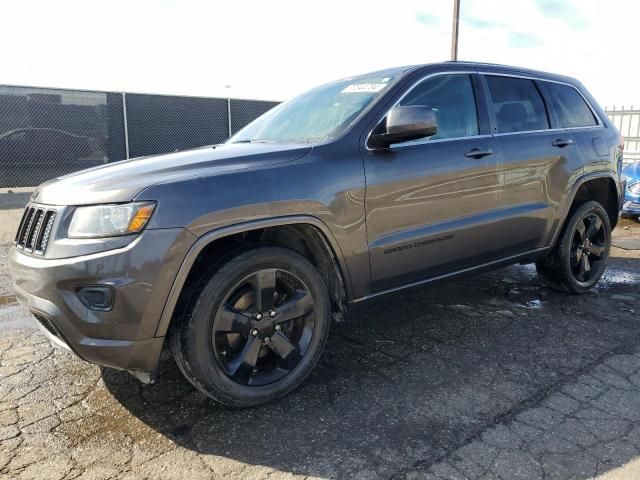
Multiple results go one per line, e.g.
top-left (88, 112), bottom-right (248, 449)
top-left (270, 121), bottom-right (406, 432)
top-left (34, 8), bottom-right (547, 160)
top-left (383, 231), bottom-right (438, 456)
top-left (0, 221), bottom-right (639, 479)
top-left (0, 210), bottom-right (25, 245)
top-left (0, 245), bottom-right (12, 297)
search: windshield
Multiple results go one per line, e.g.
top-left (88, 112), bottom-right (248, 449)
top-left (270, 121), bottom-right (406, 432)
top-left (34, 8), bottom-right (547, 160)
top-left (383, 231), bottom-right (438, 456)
top-left (228, 74), bottom-right (397, 144)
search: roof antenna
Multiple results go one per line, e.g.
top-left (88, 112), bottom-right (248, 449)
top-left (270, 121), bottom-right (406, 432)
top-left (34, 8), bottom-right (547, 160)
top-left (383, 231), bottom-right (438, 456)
top-left (451, 0), bottom-right (460, 61)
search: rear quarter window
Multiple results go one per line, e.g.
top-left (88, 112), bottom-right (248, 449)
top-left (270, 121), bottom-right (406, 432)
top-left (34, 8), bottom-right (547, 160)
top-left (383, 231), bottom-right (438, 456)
top-left (485, 76), bottom-right (550, 134)
top-left (542, 82), bottom-right (598, 128)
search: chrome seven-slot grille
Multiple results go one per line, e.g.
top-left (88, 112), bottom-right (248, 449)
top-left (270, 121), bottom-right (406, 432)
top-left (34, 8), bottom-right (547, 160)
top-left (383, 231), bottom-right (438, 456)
top-left (14, 205), bottom-right (56, 255)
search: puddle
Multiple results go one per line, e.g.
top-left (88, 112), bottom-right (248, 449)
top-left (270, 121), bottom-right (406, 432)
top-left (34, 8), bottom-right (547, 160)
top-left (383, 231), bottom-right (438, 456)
top-left (0, 294), bottom-right (18, 307)
top-left (610, 293), bottom-right (639, 302)
top-left (524, 299), bottom-right (544, 309)
top-left (55, 386), bottom-right (173, 449)
top-left (601, 269), bottom-right (640, 286)
top-left (503, 285), bottom-right (546, 310)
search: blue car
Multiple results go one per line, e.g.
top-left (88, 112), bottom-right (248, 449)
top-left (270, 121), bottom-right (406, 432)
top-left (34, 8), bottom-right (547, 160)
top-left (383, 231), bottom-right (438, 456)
top-left (622, 162), bottom-right (640, 219)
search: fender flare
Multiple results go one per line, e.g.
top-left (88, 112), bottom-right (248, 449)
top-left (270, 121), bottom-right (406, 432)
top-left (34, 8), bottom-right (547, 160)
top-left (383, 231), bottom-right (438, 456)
top-left (153, 215), bottom-right (352, 338)
top-left (550, 171), bottom-right (622, 246)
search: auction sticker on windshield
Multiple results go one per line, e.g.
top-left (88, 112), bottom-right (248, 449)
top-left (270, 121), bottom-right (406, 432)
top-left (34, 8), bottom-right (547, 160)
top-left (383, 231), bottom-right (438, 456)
top-left (342, 81), bottom-right (389, 93)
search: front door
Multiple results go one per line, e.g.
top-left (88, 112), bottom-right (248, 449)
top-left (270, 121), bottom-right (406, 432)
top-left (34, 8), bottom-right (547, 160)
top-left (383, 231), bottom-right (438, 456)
top-left (363, 73), bottom-right (501, 292)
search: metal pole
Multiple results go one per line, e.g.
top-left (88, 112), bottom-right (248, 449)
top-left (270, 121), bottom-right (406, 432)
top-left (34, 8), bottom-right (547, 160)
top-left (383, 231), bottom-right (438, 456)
top-left (227, 97), bottom-right (232, 137)
top-left (225, 84), bottom-right (232, 138)
top-left (122, 92), bottom-right (130, 159)
top-left (451, 0), bottom-right (460, 61)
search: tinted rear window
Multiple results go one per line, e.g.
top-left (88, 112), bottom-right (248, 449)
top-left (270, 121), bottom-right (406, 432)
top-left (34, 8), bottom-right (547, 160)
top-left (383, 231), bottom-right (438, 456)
top-left (486, 76), bottom-right (549, 133)
top-left (543, 82), bottom-right (598, 128)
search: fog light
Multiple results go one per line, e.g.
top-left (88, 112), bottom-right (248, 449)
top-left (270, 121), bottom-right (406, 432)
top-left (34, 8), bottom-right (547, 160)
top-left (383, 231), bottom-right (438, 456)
top-left (76, 286), bottom-right (114, 311)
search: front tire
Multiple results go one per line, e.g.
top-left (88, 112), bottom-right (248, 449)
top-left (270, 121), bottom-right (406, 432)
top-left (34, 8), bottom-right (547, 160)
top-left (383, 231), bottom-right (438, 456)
top-left (536, 201), bottom-right (611, 294)
top-left (171, 246), bottom-right (331, 407)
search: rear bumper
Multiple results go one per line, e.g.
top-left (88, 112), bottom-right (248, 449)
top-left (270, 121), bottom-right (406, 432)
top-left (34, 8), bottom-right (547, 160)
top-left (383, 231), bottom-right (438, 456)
top-left (9, 228), bottom-right (196, 375)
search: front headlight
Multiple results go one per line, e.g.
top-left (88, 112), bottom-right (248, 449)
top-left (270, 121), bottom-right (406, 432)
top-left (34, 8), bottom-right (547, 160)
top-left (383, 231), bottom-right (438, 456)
top-left (68, 202), bottom-right (156, 239)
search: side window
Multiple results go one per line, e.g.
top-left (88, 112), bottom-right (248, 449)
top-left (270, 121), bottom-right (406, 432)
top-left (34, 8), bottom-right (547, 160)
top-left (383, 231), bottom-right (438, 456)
top-left (485, 76), bottom-right (549, 133)
top-left (543, 82), bottom-right (598, 128)
top-left (398, 74), bottom-right (479, 141)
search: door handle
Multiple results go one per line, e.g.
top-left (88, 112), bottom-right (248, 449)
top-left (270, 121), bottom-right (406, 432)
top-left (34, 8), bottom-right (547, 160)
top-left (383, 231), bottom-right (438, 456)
top-left (552, 138), bottom-right (573, 148)
top-left (465, 148), bottom-right (494, 159)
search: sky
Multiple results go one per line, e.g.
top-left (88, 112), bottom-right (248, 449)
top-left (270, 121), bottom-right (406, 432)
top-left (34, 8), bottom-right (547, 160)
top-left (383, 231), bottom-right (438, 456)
top-left (1, 0), bottom-right (639, 108)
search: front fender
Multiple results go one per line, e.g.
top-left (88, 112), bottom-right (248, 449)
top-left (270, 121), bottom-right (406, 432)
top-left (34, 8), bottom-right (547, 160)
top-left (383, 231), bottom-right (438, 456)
top-left (152, 215), bottom-right (353, 338)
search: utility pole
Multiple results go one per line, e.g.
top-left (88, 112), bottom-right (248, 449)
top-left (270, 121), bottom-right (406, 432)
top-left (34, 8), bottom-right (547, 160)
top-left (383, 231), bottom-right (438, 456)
top-left (451, 0), bottom-right (460, 61)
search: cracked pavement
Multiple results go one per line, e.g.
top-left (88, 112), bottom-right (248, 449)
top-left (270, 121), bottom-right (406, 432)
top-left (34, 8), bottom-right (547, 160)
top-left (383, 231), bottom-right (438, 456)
top-left (0, 221), bottom-right (639, 479)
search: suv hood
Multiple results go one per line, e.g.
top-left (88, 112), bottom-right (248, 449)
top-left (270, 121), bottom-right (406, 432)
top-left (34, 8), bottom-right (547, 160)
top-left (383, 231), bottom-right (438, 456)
top-left (32, 143), bottom-right (311, 206)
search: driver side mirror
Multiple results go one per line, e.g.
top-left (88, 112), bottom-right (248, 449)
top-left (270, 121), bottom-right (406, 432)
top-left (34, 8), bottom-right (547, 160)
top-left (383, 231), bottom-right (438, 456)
top-left (370, 105), bottom-right (438, 149)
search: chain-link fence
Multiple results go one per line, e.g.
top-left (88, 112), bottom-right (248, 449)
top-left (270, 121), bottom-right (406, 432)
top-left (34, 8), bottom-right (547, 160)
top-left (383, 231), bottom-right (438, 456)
top-left (3, 87), bottom-right (637, 190)
top-left (0, 85), bottom-right (279, 188)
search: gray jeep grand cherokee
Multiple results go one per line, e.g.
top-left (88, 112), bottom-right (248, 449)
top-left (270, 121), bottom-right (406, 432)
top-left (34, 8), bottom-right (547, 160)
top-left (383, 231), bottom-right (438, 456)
top-left (10, 62), bottom-right (625, 406)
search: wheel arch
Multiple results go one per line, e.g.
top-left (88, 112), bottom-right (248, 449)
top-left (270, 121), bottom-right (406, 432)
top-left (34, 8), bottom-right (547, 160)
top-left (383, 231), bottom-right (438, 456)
top-left (552, 172), bottom-right (621, 246)
top-left (154, 215), bottom-right (352, 338)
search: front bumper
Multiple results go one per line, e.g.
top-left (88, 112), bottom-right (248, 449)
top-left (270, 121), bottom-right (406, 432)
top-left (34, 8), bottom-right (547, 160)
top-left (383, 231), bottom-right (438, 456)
top-left (622, 192), bottom-right (640, 216)
top-left (622, 202), bottom-right (640, 215)
top-left (25, 297), bottom-right (164, 379)
top-left (9, 228), bottom-right (196, 375)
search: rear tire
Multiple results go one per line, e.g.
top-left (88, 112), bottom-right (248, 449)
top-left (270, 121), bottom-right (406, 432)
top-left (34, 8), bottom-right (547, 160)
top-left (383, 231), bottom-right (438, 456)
top-left (536, 201), bottom-right (611, 294)
top-left (170, 246), bottom-right (331, 407)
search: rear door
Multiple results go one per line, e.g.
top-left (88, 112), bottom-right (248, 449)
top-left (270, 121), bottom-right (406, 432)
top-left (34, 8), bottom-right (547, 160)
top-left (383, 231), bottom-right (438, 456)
top-left (538, 80), bottom-right (605, 175)
top-left (481, 74), bottom-right (583, 255)
top-left (364, 73), bottom-right (501, 291)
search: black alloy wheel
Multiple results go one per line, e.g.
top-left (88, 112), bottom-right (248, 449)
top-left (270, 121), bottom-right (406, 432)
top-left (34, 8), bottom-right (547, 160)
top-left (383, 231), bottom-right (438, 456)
top-left (569, 213), bottom-right (607, 283)
top-left (536, 201), bottom-right (611, 294)
top-left (213, 268), bottom-right (315, 386)
top-left (171, 246), bottom-right (331, 407)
